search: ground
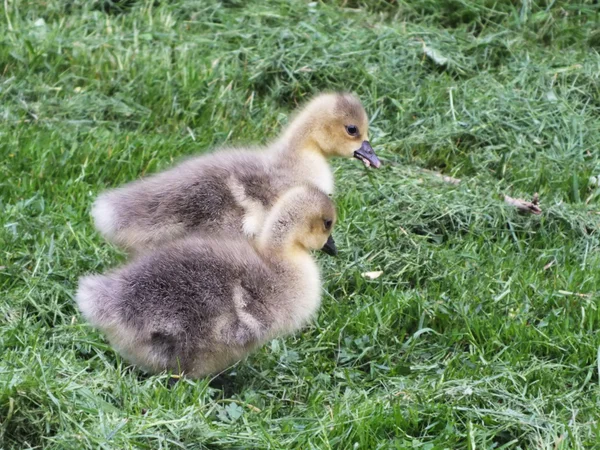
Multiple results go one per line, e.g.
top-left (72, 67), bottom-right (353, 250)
top-left (1, 0), bottom-right (600, 448)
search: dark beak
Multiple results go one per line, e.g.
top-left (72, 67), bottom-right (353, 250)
top-left (353, 140), bottom-right (381, 169)
top-left (321, 235), bottom-right (338, 256)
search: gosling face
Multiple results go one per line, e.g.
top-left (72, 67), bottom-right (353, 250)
top-left (303, 211), bottom-right (337, 255)
top-left (308, 93), bottom-right (381, 168)
top-left (262, 185), bottom-right (337, 255)
top-left (292, 187), bottom-right (337, 254)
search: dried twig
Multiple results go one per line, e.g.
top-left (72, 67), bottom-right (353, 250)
top-left (421, 169), bottom-right (461, 185)
top-left (503, 193), bottom-right (542, 215)
top-left (558, 290), bottom-right (592, 298)
top-left (435, 173), bottom-right (461, 185)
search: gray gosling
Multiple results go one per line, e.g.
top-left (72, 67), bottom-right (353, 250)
top-left (77, 185), bottom-right (337, 378)
top-left (92, 92), bottom-right (379, 252)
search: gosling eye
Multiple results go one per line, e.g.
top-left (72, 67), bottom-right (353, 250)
top-left (345, 125), bottom-right (359, 137)
top-left (324, 219), bottom-right (333, 230)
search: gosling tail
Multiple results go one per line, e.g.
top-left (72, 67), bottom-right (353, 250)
top-left (91, 193), bottom-right (120, 241)
top-left (75, 274), bottom-right (119, 327)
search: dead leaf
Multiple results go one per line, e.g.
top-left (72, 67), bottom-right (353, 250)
top-left (423, 44), bottom-right (448, 66)
top-left (362, 271), bottom-right (383, 280)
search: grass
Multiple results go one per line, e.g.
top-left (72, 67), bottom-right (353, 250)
top-left (1, 0), bottom-right (600, 448)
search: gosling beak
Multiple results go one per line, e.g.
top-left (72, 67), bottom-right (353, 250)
top-left (353, 140), bottom-right (381, 169)
top-left (321, 235), bottom-right (338, 256)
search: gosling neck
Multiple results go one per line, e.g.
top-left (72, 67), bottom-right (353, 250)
top-left (276, 110), bottom-right (325, 158)
top-left (257, 237), bottom-right (308, 263)
top-left (272, 111), bottom-right (334, 195)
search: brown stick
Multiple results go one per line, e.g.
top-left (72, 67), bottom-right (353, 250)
top-left (503, 193), bottom-right (542, 215)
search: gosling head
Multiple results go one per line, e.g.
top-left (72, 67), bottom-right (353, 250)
top-left (285, 92), bottom-right (381, 168)
top-left (259, 185), bottom-right (338, 256)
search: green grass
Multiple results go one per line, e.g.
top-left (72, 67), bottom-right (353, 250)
top-left (2, 0), bottom-right (600, 448)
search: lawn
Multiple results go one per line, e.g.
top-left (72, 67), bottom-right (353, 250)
top-left (1, 0), bottom-right (600, 448)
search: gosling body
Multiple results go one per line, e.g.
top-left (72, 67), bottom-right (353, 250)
top-left (77, 186), bottom-right (336, 377)
top-left (92, 93), bottom-right (379, 252)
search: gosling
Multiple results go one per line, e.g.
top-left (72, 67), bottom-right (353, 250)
top-left (92, 92), bottom-right (379, 252)
top-left (77, 185), bottom-right (337, 378)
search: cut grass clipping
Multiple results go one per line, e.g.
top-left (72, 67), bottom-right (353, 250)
top-left (2, 0), bottom-right (600, 448)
